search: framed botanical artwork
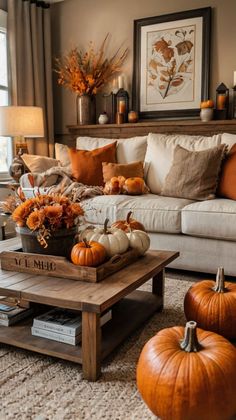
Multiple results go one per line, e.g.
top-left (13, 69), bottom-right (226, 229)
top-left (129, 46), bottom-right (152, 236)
top-left (132, 7), bottom-right (211, 119)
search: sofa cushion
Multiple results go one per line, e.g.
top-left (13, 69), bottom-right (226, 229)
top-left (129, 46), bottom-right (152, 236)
top-left (102, 161), bottom-right (144, 183)
top-left (161, 144), bottom-right (226, 200)
top-left (84, 194), bottom-right (193, 233)
top-left (182, 198), bottom-right (236, 241)
top-left (221, 133), bottom-right (236, 149)
top-left (76, 136), bottom-right (147, 163)
top-left (55, 143), bottom-right (70, 167)
top-left (69, 142), bottom-right (117, 186)
top-left (145, 133), bottom-right (221, 194)
top-left (217, 143), bottom-right (236, 200)
top-left (21, 154), bottom-right (59, 173)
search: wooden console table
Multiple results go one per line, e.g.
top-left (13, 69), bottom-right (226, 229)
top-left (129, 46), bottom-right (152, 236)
top-left (0, 248), bottom-right (178, 381)
top-left (63, 119), bottom-right (236, 147)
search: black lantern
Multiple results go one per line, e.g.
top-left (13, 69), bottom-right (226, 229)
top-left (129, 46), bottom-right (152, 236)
top-left (116, 88), bottom-right (129, 123)
top-left (215, 83), bottom-right (229, 120)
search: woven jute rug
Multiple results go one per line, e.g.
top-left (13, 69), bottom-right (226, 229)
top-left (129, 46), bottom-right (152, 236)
top-left (0, 277), bottom-right (193, 420)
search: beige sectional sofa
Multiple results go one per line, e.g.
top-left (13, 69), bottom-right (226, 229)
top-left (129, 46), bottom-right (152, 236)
top-left (75, 132), bottom-right (236, 276)
top-left (21, 132), bottom-right (236, 276)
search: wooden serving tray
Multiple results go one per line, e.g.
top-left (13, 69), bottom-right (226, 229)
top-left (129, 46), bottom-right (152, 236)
top-left (0, 248), bottom-right (140, 283)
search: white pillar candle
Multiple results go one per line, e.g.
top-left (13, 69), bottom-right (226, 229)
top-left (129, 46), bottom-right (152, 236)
top-left (118, 74), bottom-right (124, 89)
top-left (234, 71), bottom-right (236, 87)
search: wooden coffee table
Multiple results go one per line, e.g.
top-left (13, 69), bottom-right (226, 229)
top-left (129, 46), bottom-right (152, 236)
top-left (0, 249), bottom-right (178, 381)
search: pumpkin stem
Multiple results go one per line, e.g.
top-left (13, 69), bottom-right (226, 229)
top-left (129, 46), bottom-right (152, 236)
top-left (180, 321), bottom-right (201, 353)
top-left (103, 218), bottom-right (109, 234)
top-left (213, 267), bottom-right (225, 293)
top-left (83, 238), bottom-right (91, 248)
top-left (126, 211), bottom-right (132, 223)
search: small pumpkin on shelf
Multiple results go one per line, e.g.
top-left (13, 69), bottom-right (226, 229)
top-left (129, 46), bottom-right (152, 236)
top-left (127, 229), bottom-right (150, 255)
top-left (71, 239), bottom-right (107, 267)
top-left (112, 211), bottom-right (146, 232)
top-left (83, 218), bottom-right (129, 257)
top-left (137, 320), bottom-right (236, 420)
top-left (184, 267), bottom-right (236, 339)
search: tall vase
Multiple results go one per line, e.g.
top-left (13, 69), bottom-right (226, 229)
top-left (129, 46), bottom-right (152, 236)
top-left (76, 94), bottom-right (96, 125)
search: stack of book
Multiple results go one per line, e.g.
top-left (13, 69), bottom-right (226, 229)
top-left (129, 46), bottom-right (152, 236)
top-left (0, 302), bottom-right (33, 326)
top-left (31, 307), bottom-right (112, 345)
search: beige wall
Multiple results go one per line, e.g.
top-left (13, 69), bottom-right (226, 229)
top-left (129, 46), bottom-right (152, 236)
top-left (0, 0), bottom-right (7, 11)
top-left (51, 0), bottom-right (236, 135)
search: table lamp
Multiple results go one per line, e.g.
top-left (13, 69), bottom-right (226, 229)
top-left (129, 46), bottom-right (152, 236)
top-left (0, 106), bottom-right (44, 181)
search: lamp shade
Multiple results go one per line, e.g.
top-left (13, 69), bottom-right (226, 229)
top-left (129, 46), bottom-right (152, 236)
top-left (0, 106), bottom-right (44, 137)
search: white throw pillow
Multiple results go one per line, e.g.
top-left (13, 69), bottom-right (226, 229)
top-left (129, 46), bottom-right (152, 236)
top-left (144, 133), bottom-right (221, 194)
top-left (21, 154), bottom-right (59, 173)
top-left (55, 143), bottom-right (71, 167)
top-left (76, 136), bottom-right (147, 164)
top-left (221, 133), bottom-right (236, 149)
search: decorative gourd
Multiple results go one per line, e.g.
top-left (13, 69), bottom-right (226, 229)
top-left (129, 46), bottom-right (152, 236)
top-left (103, 176), bottom-right (126, 195)
top-left (103, 177), bottom-right (121, 195)
top-left (127, 229), bottom-right (150, 255)
top-left (83, 218), bottom-right (129, 257)
top-left (71, 239), bottom-right (106, 267)
top-left (112, 211), bottom-right (146, 232)
top-left (184, 267), bottom-right (236, 339)
top-left (137, 321), bottom-right (236, 420)
top-left (123, 177), bottom-right (145, 195)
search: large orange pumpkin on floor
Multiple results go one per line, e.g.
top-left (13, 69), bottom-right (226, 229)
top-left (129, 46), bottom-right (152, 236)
top-left (137, 321), bottom-right (236, 420)
top-left (111, 211), bottom-right (146, 232)
top-left (184, 267), bottom-right (236, 339)
top-left (71, 239), bottom-right (106, 266)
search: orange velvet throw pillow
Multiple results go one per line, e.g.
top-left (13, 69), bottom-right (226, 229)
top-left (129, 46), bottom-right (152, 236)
top-left (102, 161), bottom-right (144, 183)
top-left (218, 143), bottom-right (236, 200)
top-left (69, 142), bottom-right (117, 186)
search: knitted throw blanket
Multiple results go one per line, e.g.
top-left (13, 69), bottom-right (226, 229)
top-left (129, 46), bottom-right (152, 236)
top-left (20, 166), bottom-right (104, 201)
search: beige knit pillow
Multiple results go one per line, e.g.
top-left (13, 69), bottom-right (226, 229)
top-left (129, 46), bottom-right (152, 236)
top-left (161, 144), bottom-right (226, 200)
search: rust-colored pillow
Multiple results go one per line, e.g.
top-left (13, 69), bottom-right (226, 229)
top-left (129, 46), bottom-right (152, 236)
top-left (102, 161), bottom-right (144, 183)
top-left (218, 143), bottom-right (236, 199)
top-left (69, 142), bottom-right (117, 186)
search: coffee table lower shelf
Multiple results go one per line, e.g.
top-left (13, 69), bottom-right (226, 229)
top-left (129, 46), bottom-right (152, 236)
top-left (0, 289), bottom-right (162, 365)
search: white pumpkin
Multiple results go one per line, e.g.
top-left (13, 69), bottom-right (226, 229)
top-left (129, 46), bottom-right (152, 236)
top-left (127, 229), bottom-right (150, 255)
top-left (83, 218), bottom-right (129, 257)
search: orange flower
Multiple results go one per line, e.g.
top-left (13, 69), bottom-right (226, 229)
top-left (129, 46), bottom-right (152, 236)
top-left (12, 201), bottom-right (34, 226)
top-left (44, 205), bottom-right (63, 224)
top-left (26, 209), bottom-right (45, 231)
top-left (64, 216), bottom-right (75, 229)
top-left (65, 203), bottom-right (84, 218)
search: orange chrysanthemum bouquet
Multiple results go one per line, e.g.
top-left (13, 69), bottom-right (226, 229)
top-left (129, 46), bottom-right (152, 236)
top-left (12, 193), bottom-right (84, 249)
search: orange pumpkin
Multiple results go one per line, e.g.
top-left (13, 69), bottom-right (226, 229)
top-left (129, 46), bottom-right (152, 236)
top-left (103, 176), bottom-right (126, 195)
top-left (123, 177), bottom-right (145, 195)
top-left (137, 321), bottom-right (236, 420)
top-left (71, 239), bottom-right (106, 266)
top-left (184, 267), bottom-right (236, 339)
top-left (112, 211), bottom-right (146, 232)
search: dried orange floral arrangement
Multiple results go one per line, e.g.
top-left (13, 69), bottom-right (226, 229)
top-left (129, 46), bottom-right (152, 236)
top-left (54, 34), bottom-right (128, 95)
top-left (12, 193), bottom-right (84, 248)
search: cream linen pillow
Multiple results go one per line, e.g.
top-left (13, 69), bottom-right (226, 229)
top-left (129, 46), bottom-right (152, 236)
top-left (21, 154), bottom-right (59, 173)
top-left (55, 143), bottom-right (71, 167)
top-left (144, 133), bottom-right (221, 194)
top-left (76, 136), bottom-right (147, 163)
top-left (161, 144), bottom-right (226, 200)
